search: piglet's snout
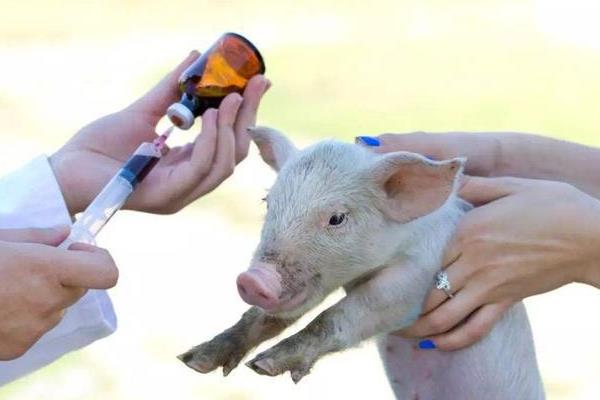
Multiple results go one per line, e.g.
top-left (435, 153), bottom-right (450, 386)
top-left (236, 262), bottom-right (283, 310)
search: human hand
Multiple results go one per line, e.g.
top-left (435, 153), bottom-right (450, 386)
top-left (356, 132), bottom-right (600, 199)
top-left (0, 227), bottom-right (119, 360)
top-left (355, 132), bottom-right (502, 177)
top-left (51, 51), bottom-right (271, 215)
top-left (398, 176), bottom-right (600, 351)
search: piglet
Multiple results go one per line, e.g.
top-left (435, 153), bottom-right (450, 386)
top-left (178, 127), bottom-right (545, 399)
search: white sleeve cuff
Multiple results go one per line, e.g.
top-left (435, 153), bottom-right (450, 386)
top-left (0, 155), bottom-right (117, 385)
top-left (0, 155), bottom-right (71, 228)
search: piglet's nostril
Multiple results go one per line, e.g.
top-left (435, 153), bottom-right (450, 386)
top-left (258, 291), bottom-right (270, 300)
top-left (237, 282), bottom-right (248, 295)
top-left (236, 270), bottom-right (280, 310)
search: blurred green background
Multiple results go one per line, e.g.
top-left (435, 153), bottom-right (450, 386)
top-left (1, 0), bottom-right (599, 399)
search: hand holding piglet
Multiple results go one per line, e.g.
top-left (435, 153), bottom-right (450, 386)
top-left (399, 176), bottom-right (600, 350)
top-left (356, 132), bottom-right (600, 350)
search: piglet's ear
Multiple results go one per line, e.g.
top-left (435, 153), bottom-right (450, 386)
top-left (372, 152), bottom-right (465, 223)
top-left (248, 126), bottom-right (299, 171)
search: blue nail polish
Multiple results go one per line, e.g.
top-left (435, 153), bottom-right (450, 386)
top-left (356, 136), bottom-right (380, 147)
top-left (418, 339), bottom-right (437, 350)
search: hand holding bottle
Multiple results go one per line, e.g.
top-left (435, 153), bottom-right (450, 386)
top-left (50, 52), bottom-right (271, 215)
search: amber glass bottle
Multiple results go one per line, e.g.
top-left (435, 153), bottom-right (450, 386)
top-left (167, 32), bottom-right (265, 129)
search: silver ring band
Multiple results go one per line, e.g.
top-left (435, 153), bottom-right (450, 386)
top-left (435, 271), bottom-right (454, 299)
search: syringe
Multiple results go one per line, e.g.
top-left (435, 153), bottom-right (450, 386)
top-left (59, 126), bottom-right (174, 249)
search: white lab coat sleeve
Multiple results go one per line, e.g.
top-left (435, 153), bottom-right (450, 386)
top-left (0, 155), bottom-right (116, 385)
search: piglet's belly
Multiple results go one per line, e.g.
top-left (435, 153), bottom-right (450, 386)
top-left (379, 329), bottom-right (543, 400)
top-left (380, 334), bottom-right (462, 400)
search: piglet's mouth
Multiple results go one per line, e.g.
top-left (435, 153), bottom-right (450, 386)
top-left (266, 288), bottom-right (309, 314)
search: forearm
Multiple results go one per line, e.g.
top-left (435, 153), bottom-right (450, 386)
top-left (495, 133), bottom-right (600, 198)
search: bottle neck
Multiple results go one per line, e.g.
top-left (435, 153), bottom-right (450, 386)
top-left (179, 93), bottom-right (200, 116)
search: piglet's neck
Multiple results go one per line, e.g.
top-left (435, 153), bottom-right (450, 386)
top-left (385, 197), bottom-right (465, 266)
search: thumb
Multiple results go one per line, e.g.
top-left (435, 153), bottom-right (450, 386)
top-left (459, 176), bottom-right (525, 206)
top-left (0, 225), bottom-right (70, 246)
top-left (128, 50), bottom-right (200, 123)
top-left (58, 243), bottom-right (119, 290)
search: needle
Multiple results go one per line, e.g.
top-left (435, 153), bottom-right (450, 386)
top-left (153, 125), bottom-right (175, 151)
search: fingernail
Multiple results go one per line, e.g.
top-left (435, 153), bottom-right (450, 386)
top-left (202, 108), bottom-right (218, 118)
top-left (418, 339), bottom-right (437, 350)
top-left (232, 93), bottom-right (243, 104)
top-left (355, 136), bottom-right (380, 147)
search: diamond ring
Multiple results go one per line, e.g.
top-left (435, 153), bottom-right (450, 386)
top-left (435, 271), bottom-right (453, 299)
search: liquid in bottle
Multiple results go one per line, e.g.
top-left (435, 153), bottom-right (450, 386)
top-left (167, 32), bottom-right (265, 130)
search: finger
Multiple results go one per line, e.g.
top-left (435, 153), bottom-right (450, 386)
top-left (428, 302), bottom-right (512, 351)
top-left (185, 93), bottom-right (242, 200)
top-left (459, 176), bottom-right (525, 206)
top-left (355, 132), bottom-right (448, 159)
top-left (379, 132), bottom-right (440, 156)
top-left (233, 75), bottom-right (270, 163)
top-left (421, 258), bottom-right (469, 314)
top-left (182, 108), bottom-right (220, 183)
top-left (214, 92), bottom-right (243, 171)
top-left (393, 254), bottom-right (469, 338)
top-left (440, 226), bottom-right (465, 273)
top-left (57, 244), bottom-right (119, 289)
top-left (401, 285), bottom-right (484, 338)
top-left (128, 50), bottom-right (200, 122)
top-left (0, 226), bottom-right (70, 245)
top-left (143, 110), bottom-right (219, 213)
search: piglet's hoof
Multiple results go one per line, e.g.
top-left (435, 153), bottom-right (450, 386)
top-left (178, 351), bottom-right (213, 373)
top-left (246, 345), bottom-right (314, 384)
top-left (178, 335), bottom-right (247, 377)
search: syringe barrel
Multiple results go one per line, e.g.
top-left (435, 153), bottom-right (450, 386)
top-left (59, 174), bottom-right (133, 249)
top-left (58, 142), bottom-right (162, 249)
top-left (118, 142), bottom-right (162, 188)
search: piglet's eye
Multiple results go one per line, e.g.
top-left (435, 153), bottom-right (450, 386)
top-left (328, 213), bottom-right (347, 226)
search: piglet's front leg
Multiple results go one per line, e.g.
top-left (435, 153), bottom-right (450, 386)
top-left (247, 264), bottom-right (430, 383)
top-left (246, 313), bottom-right (335, 383)
top-left (179, 307), bottom-right (294, 376)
